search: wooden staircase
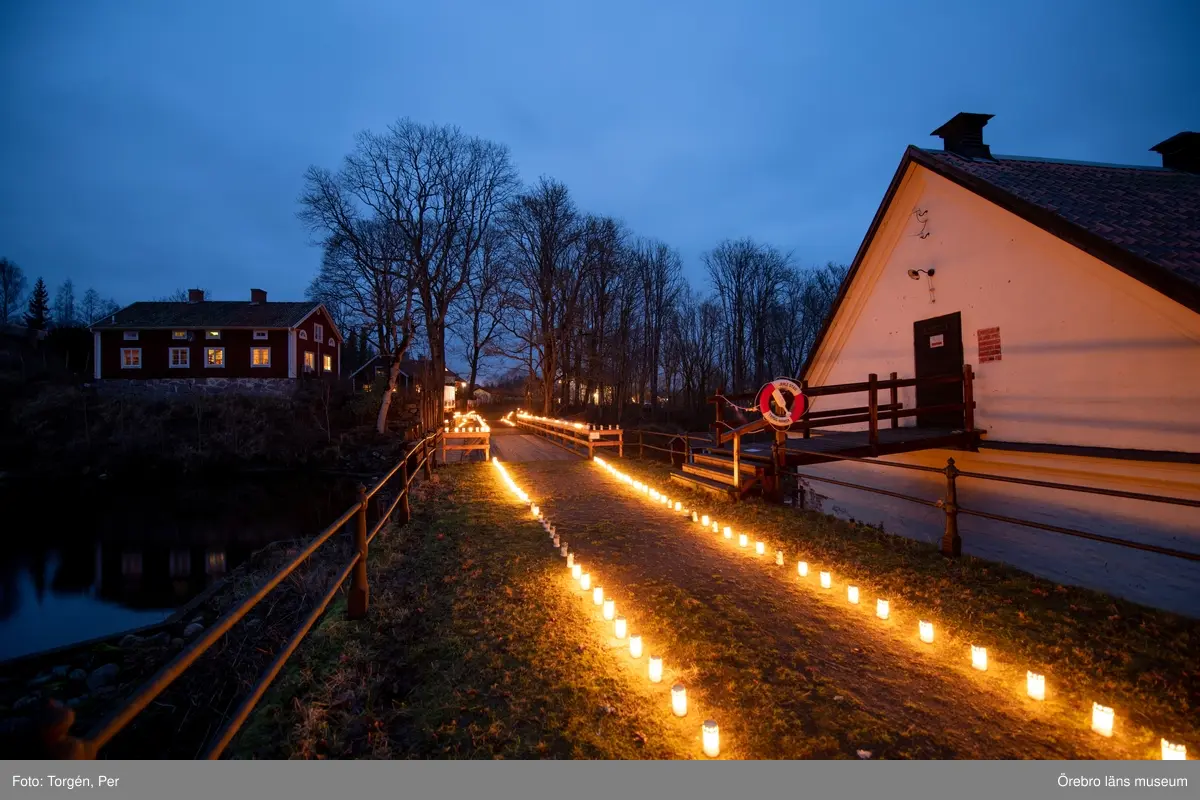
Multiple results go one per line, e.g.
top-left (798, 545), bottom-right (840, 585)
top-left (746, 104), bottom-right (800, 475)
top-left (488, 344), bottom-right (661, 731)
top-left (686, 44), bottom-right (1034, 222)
top-left (670, 447), bottom-right (771, 500)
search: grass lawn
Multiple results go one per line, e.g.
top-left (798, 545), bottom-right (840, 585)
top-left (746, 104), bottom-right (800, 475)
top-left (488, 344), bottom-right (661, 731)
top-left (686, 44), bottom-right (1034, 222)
top-left (586, 455), bottom-right (1198, 758)
top-left (229, 463), bottom-right (707, 759)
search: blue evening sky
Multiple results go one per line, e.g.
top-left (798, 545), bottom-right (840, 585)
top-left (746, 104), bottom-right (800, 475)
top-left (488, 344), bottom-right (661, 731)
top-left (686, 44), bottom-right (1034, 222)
top-left (2, 0), bottom-right (1197, 307)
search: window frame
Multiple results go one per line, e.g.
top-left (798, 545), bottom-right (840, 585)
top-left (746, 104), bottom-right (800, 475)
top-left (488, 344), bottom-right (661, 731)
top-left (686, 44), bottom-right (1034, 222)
top-left (253, 330), bottom-right (269, 340)
top-left (303, 351), bottom-right (315, 372)
top-left (120, 347), bottom-right (142, 369)
top-left (169, 347), bottom-right (190, 369)
top-left (204, 347), bottom-right (226, 368)
top-left (123, 331), bottom-right (139, 341)
top-left (205, 330), bottom-right (221, 340)
top-left (323, 353), bottom-right (333, 373)
top-left (172, 330), bottom-right (188, 340)
top-left (251, 346), bottom-right (271, 368)
top-left (314, 323), bottom-right (324, 343)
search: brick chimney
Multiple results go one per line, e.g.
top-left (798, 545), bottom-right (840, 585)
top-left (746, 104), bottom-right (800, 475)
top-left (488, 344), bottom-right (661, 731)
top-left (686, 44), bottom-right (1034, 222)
top-left (187, 289), bottom-right (204, 303)
top-left (1150, 132), bottom-right (1200, 173)
top-left (250, 288), bottom-right (267, 304)
top-left (931, 112), bottom-right (995, 159)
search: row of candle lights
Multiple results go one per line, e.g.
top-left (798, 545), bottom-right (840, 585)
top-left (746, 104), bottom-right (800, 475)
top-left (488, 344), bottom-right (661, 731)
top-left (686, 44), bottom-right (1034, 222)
top-left (491, 456), bottom-right (721, 758)
top-left (591, 456), bottom-right (1187, 760)
top-left (515, 411), bottom-right (620, 433)
top-left (448, 411), bottom-right (491, 433)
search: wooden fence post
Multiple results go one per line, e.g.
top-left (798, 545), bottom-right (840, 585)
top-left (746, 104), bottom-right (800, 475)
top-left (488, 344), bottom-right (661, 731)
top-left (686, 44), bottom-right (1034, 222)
top-left (618, 429), bottom-right (623, 458)
top-left (963, 364), bottom-right (975, 433)
top-left (398, 462), bottom-right (411, 525)
top-left (940, 458), bottom-right (962, 558)
top-left (868, 373), bottom-right (879, 456)
top-left (423, 437), bottom-right (433, 479)
top-left (732, 432), bottom-right (741, 490)
top-left (347, 484), bottom-right (369, 619)
top-left (889, 371), bottom-right (899, 429)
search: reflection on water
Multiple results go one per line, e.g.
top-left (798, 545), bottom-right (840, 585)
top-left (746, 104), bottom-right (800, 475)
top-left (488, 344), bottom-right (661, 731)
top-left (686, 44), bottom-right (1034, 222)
top-left (0, 473), bottom-right (357, 661)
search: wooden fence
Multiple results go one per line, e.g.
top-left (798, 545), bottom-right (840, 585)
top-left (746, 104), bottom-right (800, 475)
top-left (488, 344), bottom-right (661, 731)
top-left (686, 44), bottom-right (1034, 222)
top-left (515, 412), bottom-right (623, 458)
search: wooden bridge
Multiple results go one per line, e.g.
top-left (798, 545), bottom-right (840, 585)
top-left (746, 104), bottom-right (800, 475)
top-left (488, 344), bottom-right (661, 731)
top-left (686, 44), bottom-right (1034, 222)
top-left (670, 366), bottom-right (981, 501)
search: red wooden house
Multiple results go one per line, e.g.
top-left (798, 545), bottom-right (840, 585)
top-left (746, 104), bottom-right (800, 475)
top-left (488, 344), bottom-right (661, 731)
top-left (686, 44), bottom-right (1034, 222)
top-left (90, 288), bottom-right (342, 391)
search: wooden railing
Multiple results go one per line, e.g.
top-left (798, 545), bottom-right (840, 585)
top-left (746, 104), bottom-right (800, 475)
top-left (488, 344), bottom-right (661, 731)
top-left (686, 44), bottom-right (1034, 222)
top-left (40, 430), bottom-right (445, 759)
top-left (515, 412), bottom-right (623, 458)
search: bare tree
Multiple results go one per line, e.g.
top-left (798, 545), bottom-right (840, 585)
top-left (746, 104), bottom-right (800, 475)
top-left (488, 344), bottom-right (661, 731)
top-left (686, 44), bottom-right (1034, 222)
top-left (634, 238), bottom-right (683, 409)
top-left (157, 288), bottom-right (208, 302)
top-left (503, 178), bottom-right (591, 414)
top-left (0, 258), bottom-right (26, 323)
top-left (299, 175), bottom-right (415, 434)
top-left (330, 119), bottom-right (518, 430)
top-left (53, 279), bottom-right (77, 327)
top-left (451, 225), bottom-right (512, 398)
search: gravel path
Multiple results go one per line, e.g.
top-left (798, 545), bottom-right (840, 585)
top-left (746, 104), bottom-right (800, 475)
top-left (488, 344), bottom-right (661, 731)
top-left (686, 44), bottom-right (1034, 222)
top-left (509, 459), bottom-right (1143, 760)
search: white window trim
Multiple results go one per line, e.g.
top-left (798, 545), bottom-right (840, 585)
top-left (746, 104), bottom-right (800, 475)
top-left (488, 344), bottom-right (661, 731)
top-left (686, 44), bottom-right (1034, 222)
top-left (314, 323), bottom-right (324, 342)
top-left (298, 329), bottom-right (308, 340)
top-left (323, 353), bottom-right (332, 373)
top-left (251, 346), bottom-right (271, 367)
top-left (123, 331), bottom-right (139, 341)
top-left (169, 347), bottom-right (190, 368)
top-left (172, 330), bottom-right (187, 340)
top-left (206, 330), bottom-right (221, 340)
top-left (253, 330), bottom-right (269, 340)
top-left (120, 347), bottom-right (142, 369)
top-left (303, 351), bottom-right (315, 372)
top-left (205, 346), bottom-right (226, 368)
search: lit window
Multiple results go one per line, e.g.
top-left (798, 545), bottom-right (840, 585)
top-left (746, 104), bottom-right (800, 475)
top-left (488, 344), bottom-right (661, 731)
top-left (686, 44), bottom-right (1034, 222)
top-left (298, 329), bottom-right (308, 340)
top-left (172, 330), bottom-right (187, 340)
top-left (314, 323), bottom-right (324, 342)
top-left (323, 353), bottom-right (332, 372)
top-left (206, 551), bottom-right (226, 575)
top-left (120, 348), bottom-right (142, 368)
top-left (251, 347), bottom-right (271, 367)
top-left (205, 347), bottom-right (225, 367)
top-left (303, 351), bottom-right (315, 371)
top-left (123, 331), bottom-right (139, 340)
top-left (206, 330), bottom-right (221, 339)
top-left (253, 330), bottom-right (268, 340)
top-left (169, 347), bottom-right (189, 368)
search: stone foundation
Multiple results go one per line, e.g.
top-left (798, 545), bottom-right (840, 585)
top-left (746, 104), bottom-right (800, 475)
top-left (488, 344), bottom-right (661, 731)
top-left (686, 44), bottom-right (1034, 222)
top-left (96, 377), bottom-right (297, 397)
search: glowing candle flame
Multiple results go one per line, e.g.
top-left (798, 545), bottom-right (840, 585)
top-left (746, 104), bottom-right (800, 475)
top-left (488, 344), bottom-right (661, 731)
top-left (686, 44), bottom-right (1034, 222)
top-left (702, 720), bottom-right (720, 758)
top-left (629, 634), bottom-right (643, 659)
top-left (580, 572), bottom-right (590, 591)
top-left (1161, 739), bottom-right (1186, 760)
top-left (702, 515), bottom-right (710, 527)
top-left (876, 599), bottom-right (889, 620)
top-left (755, 541), bottom-right (765, 556)
top-left (567, 553), bottom-right (575, 569)
top-left (648, 656), bottom-right (663, 683)
top-left (1091, 703), bottom-right (1114, 737)
top-left (847, 586), bottom-right (859, 604)
top-left (571, 563), bottom-right (581, 580)
top-left (798, 561), bottom-right (809, 577)
top-left (820, 571), bottom-right (831, 589)
top-left (919, 620), bottom-right (934, 644)
top-left (603, 599), bottom-right (615, 621)
top-left (776, 550), bottom-right (784, 566)
top-left (1027, 671), bottom-right (1045, 701)
top-left (671, 684), bottom-right (687, 717)
top-left (971, 645), bottom-right (987, 671)
top-left (593, 587), bottom-right (604, 605)
top-left (692, 512), bottom-right (699, 523)
top-left (738, 534), bottom-right (748, 548)
top-left (614, 617), bottom-right (627, 639)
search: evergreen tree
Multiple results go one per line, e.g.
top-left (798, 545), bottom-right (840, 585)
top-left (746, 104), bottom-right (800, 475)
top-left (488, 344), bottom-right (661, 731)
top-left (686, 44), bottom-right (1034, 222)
top-left (24, 277), bottom-right (50, 330)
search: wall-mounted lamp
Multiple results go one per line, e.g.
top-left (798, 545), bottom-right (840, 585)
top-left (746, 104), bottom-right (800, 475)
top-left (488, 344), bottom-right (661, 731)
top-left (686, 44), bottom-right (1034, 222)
top-left (907, 268), bottom-right (936, 304)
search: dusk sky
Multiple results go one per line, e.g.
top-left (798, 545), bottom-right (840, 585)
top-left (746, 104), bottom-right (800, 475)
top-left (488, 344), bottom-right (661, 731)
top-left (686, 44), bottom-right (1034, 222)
top-left (2, 0), bottom-right (1197, 308)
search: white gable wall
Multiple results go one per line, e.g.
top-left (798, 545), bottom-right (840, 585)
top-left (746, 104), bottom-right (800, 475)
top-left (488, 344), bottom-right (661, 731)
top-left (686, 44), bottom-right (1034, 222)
top-left (806, 163), bottom-right (1200, 453)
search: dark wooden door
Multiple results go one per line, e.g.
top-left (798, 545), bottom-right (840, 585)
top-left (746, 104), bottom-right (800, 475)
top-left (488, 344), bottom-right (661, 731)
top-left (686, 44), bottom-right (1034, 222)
top-left (913, 312), bottom-right (964, 429)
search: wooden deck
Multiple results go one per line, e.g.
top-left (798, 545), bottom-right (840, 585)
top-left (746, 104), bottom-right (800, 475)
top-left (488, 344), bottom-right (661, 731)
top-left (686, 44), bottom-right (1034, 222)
top-left (735, 426), bottom-right (979, 465)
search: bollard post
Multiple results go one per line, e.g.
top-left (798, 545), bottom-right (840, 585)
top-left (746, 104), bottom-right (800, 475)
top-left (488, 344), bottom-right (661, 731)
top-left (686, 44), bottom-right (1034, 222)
top-left (348, 483), bottom-right (369, 619)
top-left (940, 458), bottom-right (962, 557)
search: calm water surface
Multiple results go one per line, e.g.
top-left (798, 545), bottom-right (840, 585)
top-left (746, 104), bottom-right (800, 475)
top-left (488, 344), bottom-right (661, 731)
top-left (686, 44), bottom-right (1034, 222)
top-left (0, 473), bottom-right (358, 661)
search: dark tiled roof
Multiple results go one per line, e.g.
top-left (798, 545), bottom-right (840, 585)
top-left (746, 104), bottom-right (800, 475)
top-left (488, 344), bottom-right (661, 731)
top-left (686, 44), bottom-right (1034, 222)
top-left (91, 301), bottom-right (320, 330)
top-left (913, 148), bottom-right (1200, 293)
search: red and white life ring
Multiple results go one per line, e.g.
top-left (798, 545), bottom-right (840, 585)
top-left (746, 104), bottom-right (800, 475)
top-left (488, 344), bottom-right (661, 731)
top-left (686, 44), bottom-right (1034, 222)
top-left (757, 378), bottom-right (806, 429)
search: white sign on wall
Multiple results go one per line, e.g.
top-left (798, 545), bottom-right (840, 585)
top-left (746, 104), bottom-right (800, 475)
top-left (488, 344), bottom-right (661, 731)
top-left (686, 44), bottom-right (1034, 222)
top-left (929, 334), bottom-right (945, 348)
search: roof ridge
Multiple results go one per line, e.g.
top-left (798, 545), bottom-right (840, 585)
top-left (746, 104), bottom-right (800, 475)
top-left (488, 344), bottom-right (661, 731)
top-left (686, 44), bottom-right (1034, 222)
top-left (917, 147), bottom-right (1172, 172)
